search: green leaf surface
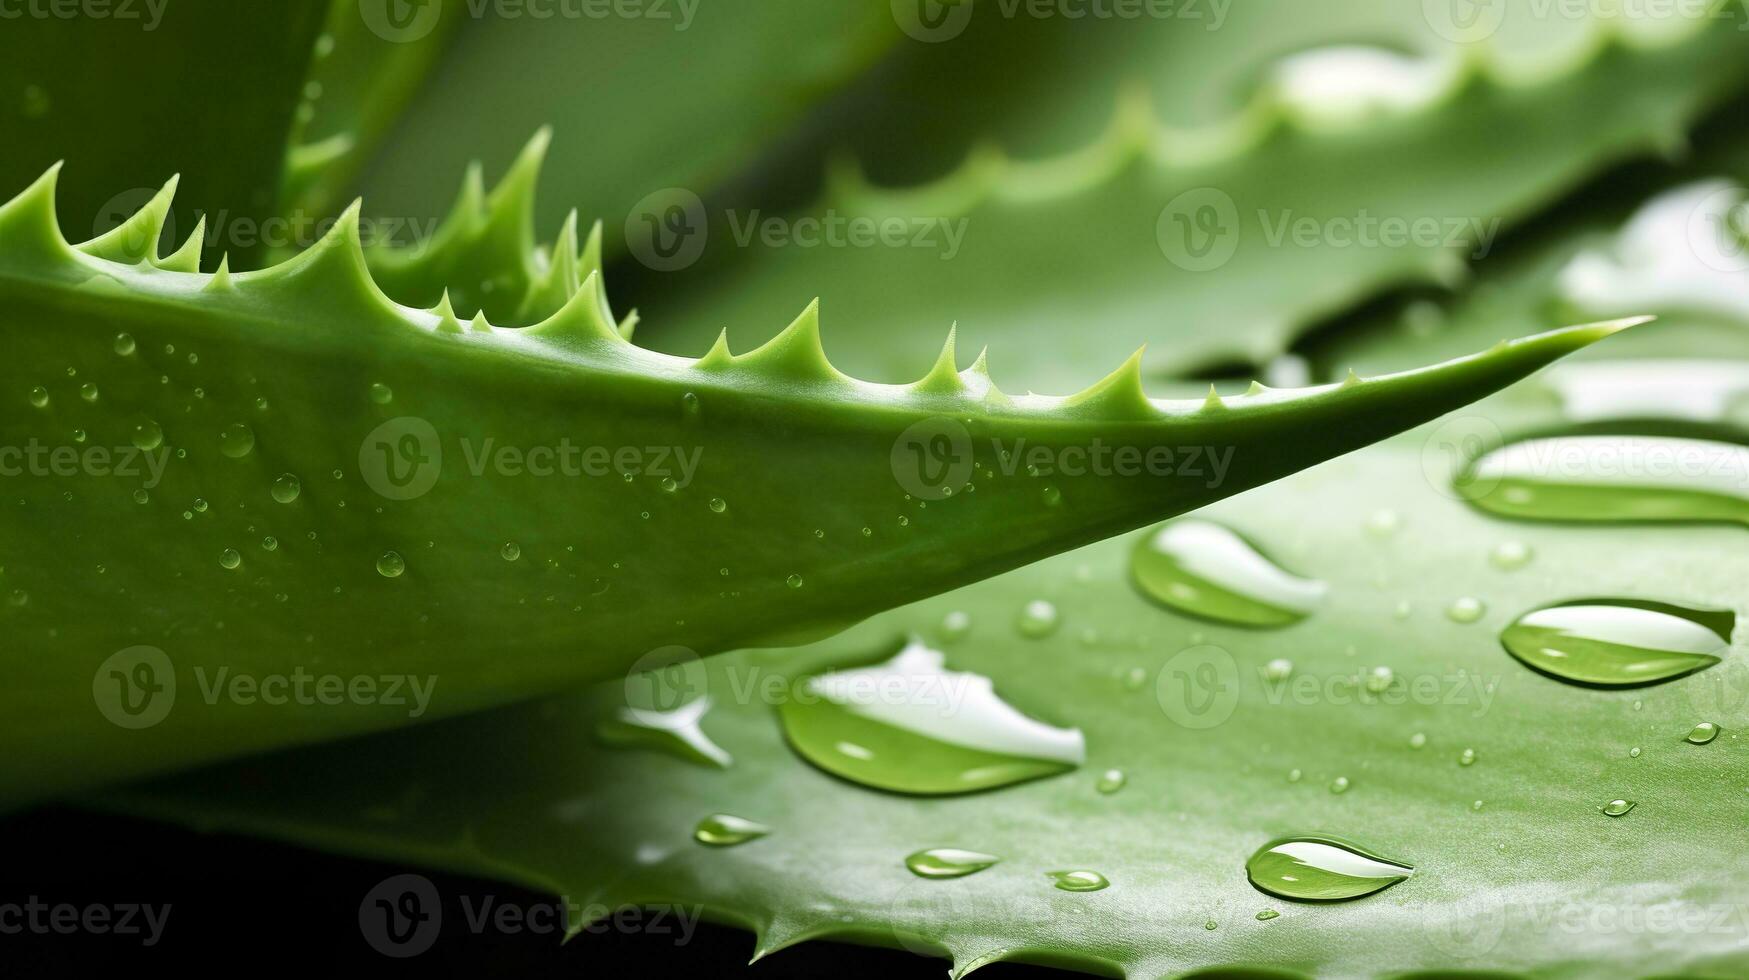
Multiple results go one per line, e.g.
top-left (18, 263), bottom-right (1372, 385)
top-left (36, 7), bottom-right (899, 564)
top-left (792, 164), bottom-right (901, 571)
top-left (1305, 107), bottom-right (1749, 377)
top-left (0, 167), bottom-right (1605, 805)
top-left (0, 0), bottom-right (328, 270)
top-left (350, 0), bottom-right (898, 250)
top-left (101, 424), bottom-right (1749, 978)
top-left (629, 2), bottom-right (1749, 392)
top-left (281, 0), bottom-right (466, 221)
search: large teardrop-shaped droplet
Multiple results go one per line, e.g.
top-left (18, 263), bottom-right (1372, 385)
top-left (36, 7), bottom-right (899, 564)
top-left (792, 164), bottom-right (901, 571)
top-left (776, 637), bottom-right (1084, 795)
top-left (1246, 836), bottom-right (1413, 901)
top-left (1459, 435), bottom-right (1749, 525)
top-left (1130, 520), bottom-right (1326, 627)
top-left (694, 813), bottom-right (769, 847)
top-left (905, 848), bottom-right (999, 880)
top-left (1499, 599), bottom-right (1731, 687)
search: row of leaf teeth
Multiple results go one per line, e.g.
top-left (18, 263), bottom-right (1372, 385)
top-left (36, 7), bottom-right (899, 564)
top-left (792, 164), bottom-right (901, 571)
top-left (0, 163), bottom-right (1638, 421)
top-left (828, 7), bottom-right (1723, 215)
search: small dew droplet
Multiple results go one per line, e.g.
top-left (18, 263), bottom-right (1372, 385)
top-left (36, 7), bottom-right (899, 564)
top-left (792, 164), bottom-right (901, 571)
top-left (368, 382), bottom-right (393, 405)
top-left (1446, 596), bottom-right (1486, 623)
top-left (218, 549), bottom-right (241, 570)
top-left (376, 551), bottom-right (406, 578)
top-left (219, 423), bottom-right (256, 459)
top-left (1096, 769), bottom-right (1127, 794)
top-left (940, 610), bottom-right (971, 641)
top-left (1329, 776), bottom-right (1351, 794)
top-left (271, 474), bottom-right (301, 503)
top-left (113, 332), bottom-right (136, 356)
top-left (131, 420), bottom-right (163, 451)
top-left (708, 497), bottom-right (726, 514)
top-left (904, 848), bottom-right (999, 879)
top-left (694, 813), bottom-right (768, 847)
top-left (1046, 870), bottom-right (1108, 892)
top-left (27, 386), bottom-right (48, 409)
top-left (1490, 541), bottom-right (1533, 570)
top-left (1686, 722), bottom-right (1721, 745)
top-left (1601, 799), bottom-right (1635, 817)
top-left (1017, 599), bottom-right (1059, 639)
top-left (786, 573), bottom-right (804, 589)
top-left (1458, 747), bottom-right (1477, 767)
top-left (501, 542), bottom-right (522, 562)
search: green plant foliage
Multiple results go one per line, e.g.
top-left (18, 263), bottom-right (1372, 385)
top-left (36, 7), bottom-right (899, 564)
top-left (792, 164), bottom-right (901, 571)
top-left (103, 416), bottom-right (1748, 977)
top-left (0, 0), bottom-right (328, 270)
top-left (350, 0), bottom-right (899, 248)
top-left (282, 0), bottom-right (466, 220)
top-left (0, 166), bottom-right (1610, 805)
top-left (631, 3), bottom-right (1749, 391)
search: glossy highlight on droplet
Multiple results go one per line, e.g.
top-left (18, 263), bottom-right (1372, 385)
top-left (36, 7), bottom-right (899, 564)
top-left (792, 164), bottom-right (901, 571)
top-left (595, 696), bottom-right (731, 768)
top-left (905, 848), bottom-right (999, 879)
top-left (1460, 435), bottom-right (1749, 526)
top-left (776, 637), bottom-right (1085, 796)
top-left (694, 813), bottom-right (769, 847)
top-left (1686, 722), bottom-right (1721, 744)
top-left (1046, 870), bottom-right (1108, 892)
top-left (1499, 599), bottom-right (1731, 687)
top-left (1246, 836), bottom-right (1413, 902)
top-left (1130, 520), bottom-right (1326, 627)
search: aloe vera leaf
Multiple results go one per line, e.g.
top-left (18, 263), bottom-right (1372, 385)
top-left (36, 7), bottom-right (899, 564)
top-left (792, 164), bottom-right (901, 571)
top-left (351, 0), bottom-right (897, 250)
top-left (0, 165), bottom-right (1624, 805)
top-left (628, 4), bottom-right (1749, 392)
top-left (360, 131), bottom-right (631, 329)
top-left (0, 0), bottom-right (328, 272)
top-left (281, 0), bottom-right (466, 221)
top-left (1307, 113), bottom-right (1749, 378)
top-left (101, 433), bottom-right (1749, 978)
